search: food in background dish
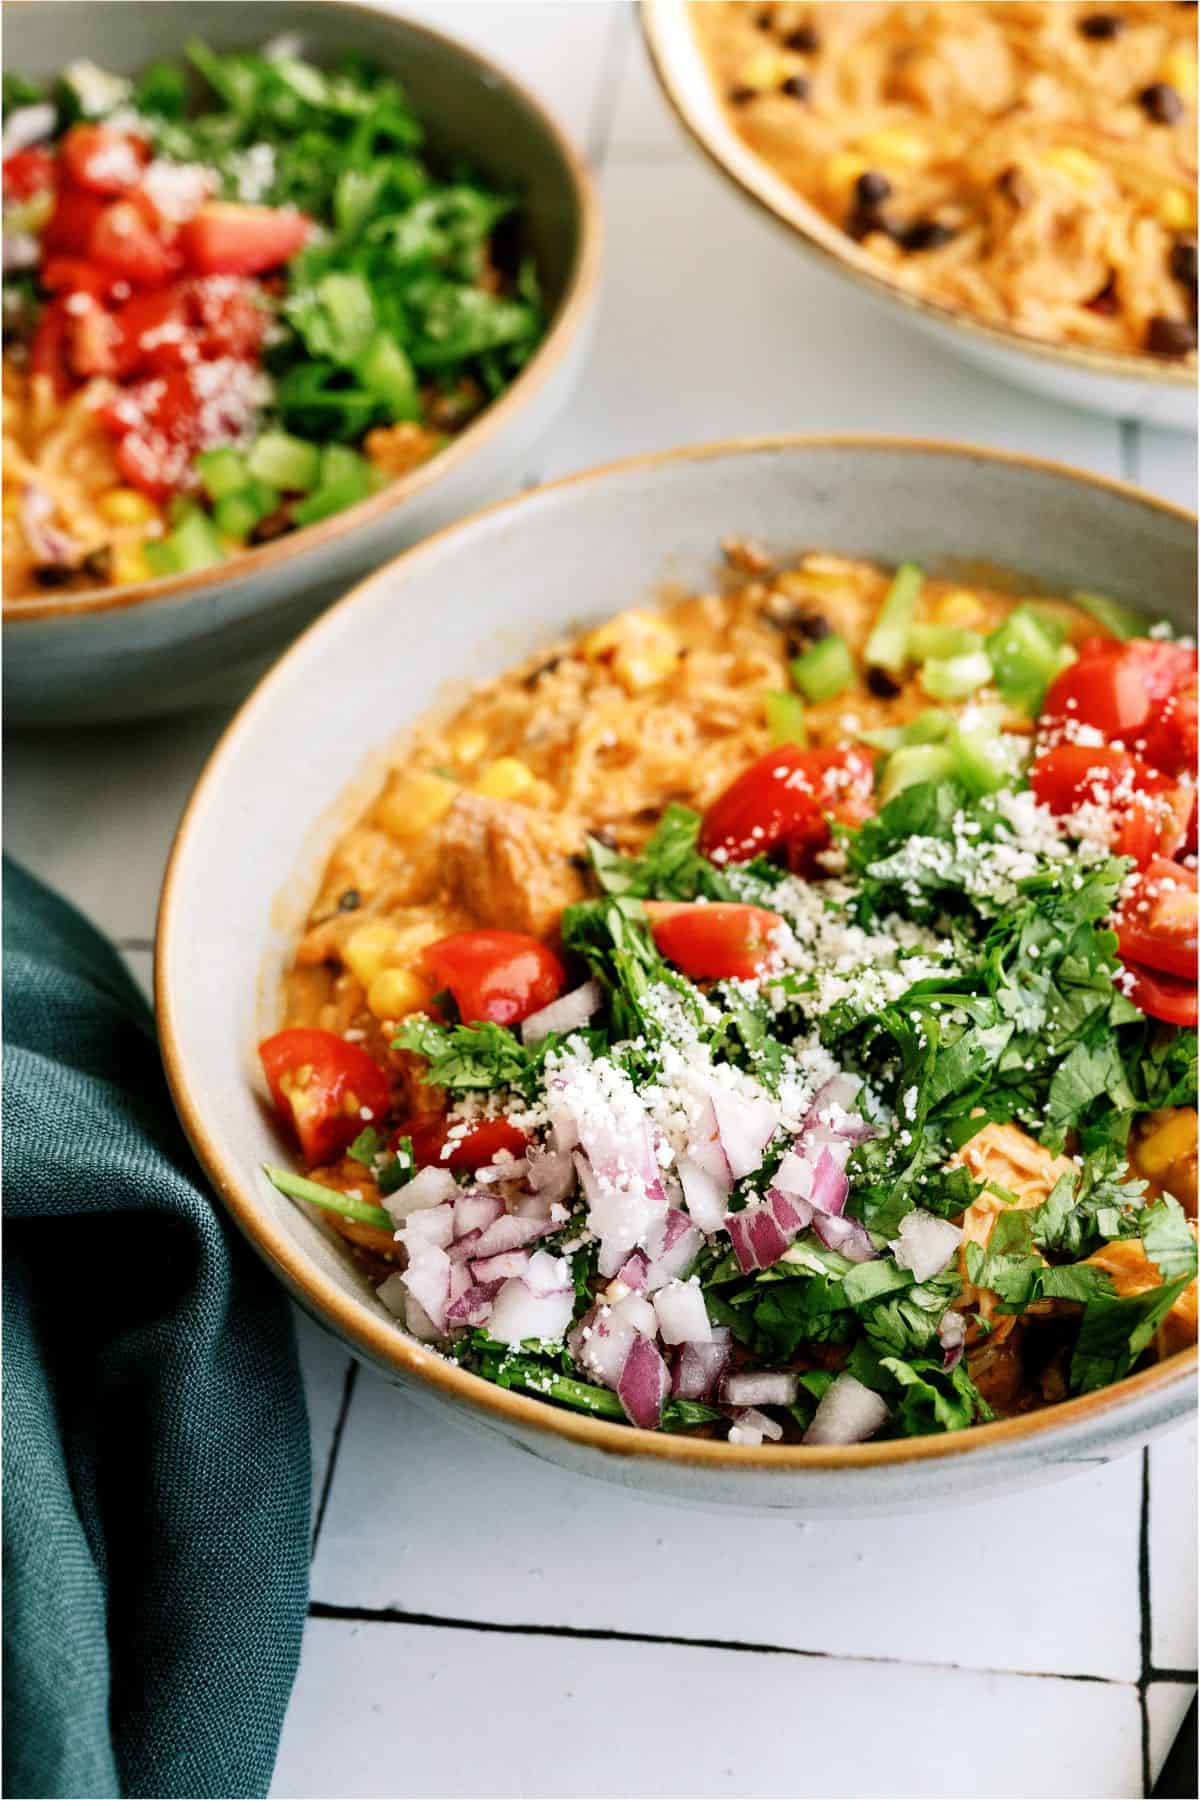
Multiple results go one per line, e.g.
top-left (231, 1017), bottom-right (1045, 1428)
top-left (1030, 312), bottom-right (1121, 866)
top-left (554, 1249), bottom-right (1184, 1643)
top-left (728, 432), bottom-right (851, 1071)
top-left (260, 545), bottom-right (1198, 1445)
top-left (2, 44), bottom-right (544, 597)
top-left (692, 2), bottom-right (1198, 361)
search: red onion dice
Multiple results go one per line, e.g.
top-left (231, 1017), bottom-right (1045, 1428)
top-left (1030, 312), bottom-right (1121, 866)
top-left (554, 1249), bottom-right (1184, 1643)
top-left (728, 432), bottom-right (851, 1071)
top-left (520, 979), bottom-right (601, 1045)
top-left (652, 1278), bottom-right (711, 1345)
top-left (890, 1209), bottom-right (964, 1284)
top-left (671, 1329), bottom-right (732, 1400)
top-left (385, 1164), bottom-right (459, 1223)
top-left (802, 1373), bottom-right (889, 1446)
top-left (721, 1369), bottom-right (798, 1408)
top-left (617, 1335), bottom-right (670, 1430)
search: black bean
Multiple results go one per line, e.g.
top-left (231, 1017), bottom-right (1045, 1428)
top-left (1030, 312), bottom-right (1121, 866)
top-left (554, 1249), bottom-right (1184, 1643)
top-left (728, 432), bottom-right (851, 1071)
top-left (81, 548), bottom-right (112, 583)
top-left (249, 504), bottom-right (294, 544)
top-left (523, 654), bottom-right (561, 688)
top-left (337, 888), bottom-right (362, 913)
top-left (785, 24), bottom-right (820, 52)
top-left (32, 562), bottom-right (75, 588)
top-left (1078, 12), bottom-right (1123, 38)
top-left (1145, 314), bottom-right (1198, 356)
top-left (763, 595), bottom-right (831, 655)
top-left (728, 85), bottom-right (757, 106)
top-left (846, 204), bottom-right (887, 242)
top-left (568, 853), bottom-right (591, 874)
top-left (996, 164), bottom-right (1032, 208)
top-left (855, 169), bottom-right (892, 207)
top-left (866, 665), bottom-right (903, 698)
top-left (1138, 82), bottom-right (1185, 124)
top-left (755, 7), bottom-right (773, 28)
top-left (781, 75), bottom-right (810, 100)
top-left (1170, 236), bottom-right (1198, 288)
top-left (898, 219), bottom-right (956, 253)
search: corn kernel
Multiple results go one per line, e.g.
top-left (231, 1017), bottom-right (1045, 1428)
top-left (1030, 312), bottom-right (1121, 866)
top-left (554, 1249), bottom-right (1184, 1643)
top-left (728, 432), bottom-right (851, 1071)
top-left (374, 769), bottom-right (457, 839)
top-left (473, 756), bottom-right (537, 801)
top-left (450, 725), bottom-right (488, 766)
top-left (1136, 1109), bottom-right (1198, 1181)
top-left (614, 645), bottom-right (678, 694)
top-left (366, 967), bottom-right (430, 1022)
top-left (740, 51), bottom-right (787, 92)
top-left (1042, 147), bottom-right (1100, 190)
top-left (823, 151), bottom-right (869, 197)
top-left (343, 922), bottom-right (401, 989)
top-left (110, 543), bottom-right (152, 585)
top-left (857, 128), bottom-right (928, 169)
top-left (98, 487), bottom-right (159, 526)
top-left (931, 588), bottom-right (986, 628)
top-left (1161, 48), bottom-right (1197, 103)
top-left (1159, 187), bottom-right (1197, 231)
top-left (2, 490), bottom-right (21, 520)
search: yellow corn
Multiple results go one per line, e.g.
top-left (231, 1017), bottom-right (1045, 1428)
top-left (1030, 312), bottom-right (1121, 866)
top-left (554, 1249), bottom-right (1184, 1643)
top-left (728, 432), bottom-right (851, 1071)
top-left (585, 610), bottom-right (679, 694)
top-left (1161, 48), bottom-right (1197, 103)
top-left (110, 543), bottom-right (153, 585)
top-left (1137, 1109), bottom-right (1198, 1181)
top-left (823, 151), bottom-right (868, 198)
top-left (450, 725), bottom-right (488, 767)
top-left (343, 922), bottom-right (401, 989)
top-left (3, 490), bottom-right (22, 520)
top-left (98, 487), bottom-right (159, 527)
top-left (739, 50), bottom-right (788, 92)
top-left (931, 588), bottom-right (986, 628)
top-left (473, 756), bottom-right (537, 802)
top-left (374, 769), bottom-right (457, 839)
top-left (366, 967), bottom-right (429, 1022)
top-left (857, 128), bottom-right (928, 169)
top-left (1042, 147), bottom-right (1100, 190)
top-left (1159, 187), bottom-right (1197, 231)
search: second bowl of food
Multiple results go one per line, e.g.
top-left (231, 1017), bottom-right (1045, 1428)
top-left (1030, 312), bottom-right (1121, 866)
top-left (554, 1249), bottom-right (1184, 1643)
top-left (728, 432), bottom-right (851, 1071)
top-left (158, 436), bottom-right (1197, 1515)
top-left (643, 0), bottom-right (1197, 429)
top-left (2, 0), bottom-right (599, 723)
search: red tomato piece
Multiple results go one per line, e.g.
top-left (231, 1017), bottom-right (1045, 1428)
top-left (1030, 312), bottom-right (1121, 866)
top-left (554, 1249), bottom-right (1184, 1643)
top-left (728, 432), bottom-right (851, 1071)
top-left (66, 301), bottom-right (120, 379)
top-left (180, 202), bottom-right (310, 276)
top-left (188, 275), bottom-right (265, 359)
top-left (396, 1115), bottom-right (530, 1173)
top-left (1140, 679), bottom-right (1199, 779)
top-left (1040, 650), bottom-right (1154, 740)
top-left (28, 297), bottom-right (73, 397)
top-left (1115, 858), bottom-right (1198, 982)
top-left (3, 144), bottom-right (56, 200)
top-left (644, 901), bottom-right (784, 981)
top-left (421, 929), bottom-right (566, 1027)
top-left (109, 285), bottom-right (192, 377)
top-left (100, 367), bottom-right (202, 499)
top-left (61, 123), bottom-right (147, 195)
top-left (1030, 744), bottom-right (1190, 866)
top-left (260, 1027), bottom-right (392, 1166)
top-left (39, 256), bottom-right (113, 300)
top-left (43, 184), bottom-right (108, 256)
top-left (699, 745), bottom-right (876, 868)
top-left (88, 198), bottom-right (181, 288)
top-left (1120, 960), bottom-right (1198, 1029)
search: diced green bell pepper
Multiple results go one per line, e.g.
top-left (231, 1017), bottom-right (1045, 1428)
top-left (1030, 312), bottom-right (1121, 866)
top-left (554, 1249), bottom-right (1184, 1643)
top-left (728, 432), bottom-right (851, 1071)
top-left (907, 623), bottom-right (985, 662)
top-left (195, 446), bottom-right (250, 502)
top-left (986, 605), bottom-right (1075, 715)
top-left (359, 332), bottom-right (420, 422)
top-left (1070, 589), bottom-right (1150, 642)
top-left (920, 650), bottom-right (994, 702)
top-left (142, 506), bottom-right (226, 576)
top-left (246, 431), bottom-right (322, 493)
top-left (764, 689), bottom-right (808, 745)
top-left (790, 632), bottom-right (856, 703)
top-left (864, 561), bottom-right (923, 674)
top-left (879, 744), bottom-right (957, 804)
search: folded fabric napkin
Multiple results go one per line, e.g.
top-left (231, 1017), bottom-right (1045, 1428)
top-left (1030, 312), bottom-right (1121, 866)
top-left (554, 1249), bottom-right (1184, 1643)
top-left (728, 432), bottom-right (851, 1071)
top-left (3, 859), bottom-right (310, 1800)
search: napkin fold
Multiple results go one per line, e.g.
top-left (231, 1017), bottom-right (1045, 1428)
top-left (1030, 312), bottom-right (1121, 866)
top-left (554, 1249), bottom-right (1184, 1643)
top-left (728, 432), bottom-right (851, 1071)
top-left (2, 859), bottom-right (310, 1800)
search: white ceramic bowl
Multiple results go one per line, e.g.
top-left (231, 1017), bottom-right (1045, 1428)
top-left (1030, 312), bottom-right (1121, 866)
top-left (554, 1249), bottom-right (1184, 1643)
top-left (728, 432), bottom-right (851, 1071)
top-left (642, 0), bottom-right (1197, 433)
top-left (3, 0), bottom-right (600, 725)
top-left (157, 436), bottom-right (1197, 1516)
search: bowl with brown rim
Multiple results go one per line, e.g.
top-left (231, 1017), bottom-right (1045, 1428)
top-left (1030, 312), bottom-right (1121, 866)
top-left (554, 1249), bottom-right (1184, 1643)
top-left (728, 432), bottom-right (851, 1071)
top-left (156, 435), bottom-right (1197, 1514)
top-left (641, 0), bottom-right (1197, 433)
top-left (3, 0), bottom-right (600, 726)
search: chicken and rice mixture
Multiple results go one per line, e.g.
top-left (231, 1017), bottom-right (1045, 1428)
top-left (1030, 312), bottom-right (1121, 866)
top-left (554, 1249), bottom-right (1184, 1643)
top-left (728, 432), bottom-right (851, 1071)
top-left (261, 545), bottom-right (1198, 1446)
top-left (694, 1), bottom-right (1198, 361)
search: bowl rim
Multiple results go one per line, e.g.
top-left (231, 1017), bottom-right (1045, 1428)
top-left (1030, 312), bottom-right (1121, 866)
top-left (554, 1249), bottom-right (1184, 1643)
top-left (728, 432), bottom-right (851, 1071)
top-left (3, 0), bottom-right (602, 626)
top-left (640, 0), bottom-right (1195, 394)
top-left (156, 431), bottom-right (1198, 1475)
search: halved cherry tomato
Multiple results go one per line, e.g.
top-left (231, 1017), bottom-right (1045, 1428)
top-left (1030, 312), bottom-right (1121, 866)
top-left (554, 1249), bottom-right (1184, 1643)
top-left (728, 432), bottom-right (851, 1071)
top-left (260, 1027), bottom-right (392, 1166)
top-left (61, 123), bottom-right (147, 194)
top-left (1030, 744), bottom-right (1190, 866)
top-left (699, 745), bottom-right (876, 868)
top-left (3, 144), bottom-right (56, 200)
top-left (89, 198), bottom-right (181, 288)
top-left (180, 202), bottom-right (310, 276)
top-left (1140, 679), bottom-right (1199, 779)
top-left (1115, 857), bottom-right (1198, 982)
top-left (396, 1115), bottom-right (530, 1173)
top-left (644, 901), bottom-right (783, 981)
top-left (43, 184), bottom-right (108, 256)
top-left (1120, 961), bottom-right (1198, 1029)
top-left (28, 297), bottom-right (73, 398)
top-left (421, 929), bottom-right (566, 1028)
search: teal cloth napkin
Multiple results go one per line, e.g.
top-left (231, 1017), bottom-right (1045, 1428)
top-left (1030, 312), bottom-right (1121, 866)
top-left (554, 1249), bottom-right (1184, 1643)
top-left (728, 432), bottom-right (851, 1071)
top-left (3, 859), bottom-right (311, 1800)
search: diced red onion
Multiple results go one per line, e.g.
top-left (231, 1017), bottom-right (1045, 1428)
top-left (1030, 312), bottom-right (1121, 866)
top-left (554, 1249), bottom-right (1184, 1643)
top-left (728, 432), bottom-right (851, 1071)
top-left (405, 1294), bottom-right (442, 1343)
top-left (523, 1249), bottom-right (573, 1298)
top-left (733, 1406), bottom-right (783, 1442)
top-left (401, 1245), bottom-right (452, 1334)
top-left (766, 1186), bottom-right (812, 1236)
top-left (727, 1205), bottom-right (791, 1273)
top-left (811, 1210), bottom-right (876, 1263)
top-left (728, 1418), bottom-right (764, 1446)
top-left (652, 1278), bottom-right (711, 1345)
top-left (453, 1189), bottom-right (505, 1238)
top-left (808, 1148), bottom-right (849, 1217)
top-left (20, 483), bottom-right (76, 567)
top-left (802, 1373), bottom-right (890, 1446)
top-left (1, 103), bottom-right (56, 158)
top-left (569, 1292), bottom-right (655, 1389)
top-left (890, 1210), bottom-right (964, 1284)
top-left (772, 1148), bottom-right (817, 1200)
top-left (938, 1309), bottom-right (967, 1371)
top-left (447, 1229), bottom-right (482, 1265)
top-left (708, 1082), bottom-right (779, 1179)
top-left (686, 1096), bottom-right (733, 1185)
top-left (804, 1072), bottom-right (862, 1123)
top-left (376, 1271), bottom-right (408, 1318)
top-left (676, 1153), bottom-right (728, 1234)
top-left (471, 1211), bottom-right (554, 1259)
top-left (520, 979), bottom-right (601, 1045)
top-left (721, 1369), bottom-right (798, 1407)
top-left (470, 1249), bottom-right (530, 1283)
top-left (385, 1164), bottom-right (459, 1223)
top-left (642, 1208), bottom-right (702, 1292)
top-left (475, 1156), bottom-right (529, 1185)
top-left (617, 1334), bottom-right (670, 1430)
top-left (671, 1329), bottom-right (732, 1400)
top-left (615, 1250), bottom-right (650, 1291)
top-left (399, 1202), bottom-right (455, 1252)
top-left (803, 1130), bottom-right (854, 1171)
top-left (526, 1145), bottom-right (576, 1205)
top-left (445, 1280), bottom-right (501, 1327)
top-left (488, 1270), bottom-right (574, 1347)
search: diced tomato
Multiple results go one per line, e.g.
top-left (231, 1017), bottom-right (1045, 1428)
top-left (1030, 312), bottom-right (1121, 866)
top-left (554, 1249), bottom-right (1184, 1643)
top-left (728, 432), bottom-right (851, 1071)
top-left (396, 1115), bottom-right (530, 1173)
top-left (108, 285), bottom-right (192, 377)
top-left (1030, 744), bottom-right (1191, 866)
top-left (43, 184), bottom-right (108, 256)
top-left (1120, 960), bottom-right (1198, 1029)
top-left (421, 929), bottom-right (566, 1028)
top-left (644, 900), bottom-right (784, 981)
top-left (699, 745), bottom-right (877, 869)
top-left (66, 300), bottom-right (120, 379)
top-left (1115, 858), bottom-right (1198, 982)
top-left (60, 123), bottom-right (147, 195)
top-left (88, 198), bottom-right (181, 288)
top-left (180, 202), bottom-right (311, 277)
top-left (28, 297), bottom-right (73, 398)
top-left (188, 276), bottom-right (265, 359)
top-left (1041, 638), bottom-right (1196, 748)
top-left (100, 367), bottom-right (202, 499)
top-left (260, 1027), bottom-right (392, 1166)
top-left (39, 256), bottom-right (113, 300)
top-left (3, 144), bottom-right (56, 200)
top-left (1140, 680), bottom-right (1199, 780)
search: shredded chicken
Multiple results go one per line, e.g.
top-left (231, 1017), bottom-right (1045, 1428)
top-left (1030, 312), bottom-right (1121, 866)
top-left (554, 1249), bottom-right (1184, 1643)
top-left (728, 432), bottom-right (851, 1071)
top-left (436, 792), bottom-right (586, 940)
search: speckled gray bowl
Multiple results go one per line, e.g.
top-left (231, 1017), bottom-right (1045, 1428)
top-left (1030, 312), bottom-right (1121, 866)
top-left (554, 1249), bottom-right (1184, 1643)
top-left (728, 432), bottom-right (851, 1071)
top-left (158, 437), bottom-right (1197, 1515)
top-left (4, 0), bottom-right (599, 724)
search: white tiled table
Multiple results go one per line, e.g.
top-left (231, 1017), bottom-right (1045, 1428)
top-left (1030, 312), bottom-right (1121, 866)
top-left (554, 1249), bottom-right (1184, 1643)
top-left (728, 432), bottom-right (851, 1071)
top-left (6, 6), bottom-right (1197, 1795)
